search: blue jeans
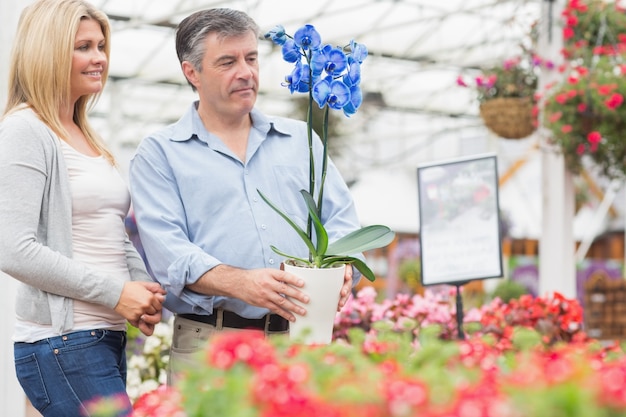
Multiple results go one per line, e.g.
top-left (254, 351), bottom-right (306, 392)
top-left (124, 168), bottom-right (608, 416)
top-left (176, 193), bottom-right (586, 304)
top-left (14, 329), bottom-right (131, 417)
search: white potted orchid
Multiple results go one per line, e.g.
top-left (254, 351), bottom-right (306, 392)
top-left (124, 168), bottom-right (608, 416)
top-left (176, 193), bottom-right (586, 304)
top-left (261, 24), bottom-right (395, 343)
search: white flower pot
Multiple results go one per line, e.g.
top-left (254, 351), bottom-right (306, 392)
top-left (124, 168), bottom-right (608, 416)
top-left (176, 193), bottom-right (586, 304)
top-left (284, 263), bottom-right (345, 345)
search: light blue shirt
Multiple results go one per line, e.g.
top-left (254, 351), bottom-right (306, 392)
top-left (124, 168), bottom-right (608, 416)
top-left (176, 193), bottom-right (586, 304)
top-left (129, 102), bottom-right (362, 318)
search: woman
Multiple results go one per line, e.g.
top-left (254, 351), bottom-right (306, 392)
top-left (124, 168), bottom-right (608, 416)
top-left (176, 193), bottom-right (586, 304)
top-left (0, 1), bottom-right (166, 416)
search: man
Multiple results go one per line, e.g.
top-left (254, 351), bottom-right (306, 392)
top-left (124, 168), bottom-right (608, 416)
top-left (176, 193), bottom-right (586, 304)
top-left (129, 8), bottom-right (362, 383)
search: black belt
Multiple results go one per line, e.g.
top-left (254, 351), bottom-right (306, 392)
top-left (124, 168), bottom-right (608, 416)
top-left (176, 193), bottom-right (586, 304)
top-left (180, 310), bottom-right (289, 332)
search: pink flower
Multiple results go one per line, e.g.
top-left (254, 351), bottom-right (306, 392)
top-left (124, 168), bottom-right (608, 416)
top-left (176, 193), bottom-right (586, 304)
top-left (555, 93), bottom-right (569, 104)
top-left (548, 111), bottom-right (563, 123)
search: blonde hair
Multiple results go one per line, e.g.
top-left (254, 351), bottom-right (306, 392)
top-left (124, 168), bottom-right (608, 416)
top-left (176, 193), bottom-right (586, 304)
top-left (4, 0), bottom-right (115, 164)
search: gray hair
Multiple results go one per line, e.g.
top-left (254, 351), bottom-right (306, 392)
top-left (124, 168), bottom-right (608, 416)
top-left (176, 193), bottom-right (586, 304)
top-left (176, 8), bottom-right (259, 88)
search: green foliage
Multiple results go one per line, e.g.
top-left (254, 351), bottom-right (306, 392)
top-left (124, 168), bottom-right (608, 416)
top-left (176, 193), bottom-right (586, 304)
top-left (398, 258), bottom-right (421, 289)
top-left (491, 279), bottom-right (528, 302)
top-left (258, 189), bottom-right (395, 281)
top-left (477, 57), bottom-right (539, 102)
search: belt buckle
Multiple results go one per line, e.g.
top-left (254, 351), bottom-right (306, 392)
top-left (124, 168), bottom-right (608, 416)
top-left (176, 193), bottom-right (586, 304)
top-left (267, 314), bottom-right (288, 332)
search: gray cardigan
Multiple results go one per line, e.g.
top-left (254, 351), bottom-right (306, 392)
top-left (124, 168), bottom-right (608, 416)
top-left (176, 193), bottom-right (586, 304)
top-left (0, 107), bottom-right (151, 334)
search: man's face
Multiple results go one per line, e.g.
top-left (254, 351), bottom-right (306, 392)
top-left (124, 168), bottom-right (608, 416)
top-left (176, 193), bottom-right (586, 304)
top-left (192, 30), bottom-right (259, 119)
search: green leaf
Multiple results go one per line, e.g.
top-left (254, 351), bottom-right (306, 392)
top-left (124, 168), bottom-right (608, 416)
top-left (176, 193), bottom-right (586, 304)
top-left (349, 257), bottom-right (377, 282)
top-left (300, 190), bottom-right (328, 256)
top-left (319, 256), bottom-right (377, 282)
top-left (268, 245), bottom-right (312, 267)
top-left (257, 189), bottom-right (318, 257)
top-left (327, 225), bottom-right (395, 256)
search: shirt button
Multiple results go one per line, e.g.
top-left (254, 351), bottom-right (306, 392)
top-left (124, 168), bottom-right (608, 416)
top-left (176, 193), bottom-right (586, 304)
top-left (261, 224), bottom-right (267, 230)
top-left (269, 259), bottom-right (275, 265)
top-left (253, 197), bottom-right (258, 202)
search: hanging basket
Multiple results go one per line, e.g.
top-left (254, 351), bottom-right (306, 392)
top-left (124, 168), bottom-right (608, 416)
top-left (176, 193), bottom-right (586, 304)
top-left (479, 97), bottom-right (536, 139)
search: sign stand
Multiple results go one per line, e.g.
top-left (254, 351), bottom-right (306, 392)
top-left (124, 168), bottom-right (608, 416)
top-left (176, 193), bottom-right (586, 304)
top-left (453, 281), bottom-right (469, 340)
top-left (416, 154), bottom-right (504, 341)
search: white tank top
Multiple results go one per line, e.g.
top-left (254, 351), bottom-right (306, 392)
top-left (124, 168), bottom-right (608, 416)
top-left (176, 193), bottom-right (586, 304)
top-left (14, 140), bottom-right (130, 341)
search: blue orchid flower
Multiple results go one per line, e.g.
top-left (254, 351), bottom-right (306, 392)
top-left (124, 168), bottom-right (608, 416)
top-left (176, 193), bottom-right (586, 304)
top-left (340, 73), bottom-right (362, 117)
top-left (282, 61), bottom-right (314, 94)
top-left (312, 76), bottom-right (351, 110)
top-left (311, 45), bottom-right (348, 78)
top-left (264, 25), bottom-right (288, 45)
top-left (259, 23), bottom-right (395, 280)
top-left (293, 24), bottom-right (321, 51)
top-left (281, 39), bottom-right (301, 63)
top-left (346, 58), bottom-right (362, 86)
top-left (342, 85), bottom-right (362, 117)
top-left (282, 61), bottom-right (303, 93)
top-left (350, 40), bottom-right (368, 63)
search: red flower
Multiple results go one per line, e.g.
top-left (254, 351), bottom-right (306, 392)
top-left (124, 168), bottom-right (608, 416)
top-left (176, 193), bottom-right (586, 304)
top-left (555, 93), bottom-right (569, 104)
top-left (132, 385), bottom-right (185, 417)
top-left (206, 330), bottom-right (276, 370)
top-left (605, 93), bottom-right (624, 110)
top-left (597, 84), bottom-right (615, 96)
top-left (383, 378), bottom-right (429, 413)
top-left (565, 14), bottom-right (579, 27)
top-left (587, 131), bottom-right (602, 144)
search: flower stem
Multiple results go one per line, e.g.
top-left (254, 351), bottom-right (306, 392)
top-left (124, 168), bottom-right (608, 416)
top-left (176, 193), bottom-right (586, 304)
top-left (306, 53), bottom-right (315, 262)
top-left (317, 105), bottom-right (330, 218)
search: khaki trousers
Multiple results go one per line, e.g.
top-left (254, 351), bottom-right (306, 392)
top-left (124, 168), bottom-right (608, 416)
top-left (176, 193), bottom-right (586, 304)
top-left (167, 314), bottom-right (288, 386)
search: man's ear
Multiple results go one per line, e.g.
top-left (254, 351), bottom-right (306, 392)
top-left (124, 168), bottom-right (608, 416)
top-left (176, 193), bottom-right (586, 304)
top-left (181, 61), bottom-right (200, 89)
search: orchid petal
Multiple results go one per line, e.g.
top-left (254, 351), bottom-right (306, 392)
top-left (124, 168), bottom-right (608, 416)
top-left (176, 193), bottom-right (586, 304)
top-left (294, 24), bottom-right (321, 50)
top-left (281, 39), bottom-right (300, 63)
top-left (350, 40), bottom-right (368, 63)
top-left (264, 25), bottom-right (287, 45)
top-left (312, 78), bottom-right (331, 108)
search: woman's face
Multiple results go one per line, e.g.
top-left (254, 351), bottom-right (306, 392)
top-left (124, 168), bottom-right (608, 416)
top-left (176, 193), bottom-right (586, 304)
top-left (70, 18), bottom-right (107, 103)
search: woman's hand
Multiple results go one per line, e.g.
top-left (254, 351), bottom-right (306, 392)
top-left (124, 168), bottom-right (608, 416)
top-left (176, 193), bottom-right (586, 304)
top-left (115, 281), bottom-right (166, 336)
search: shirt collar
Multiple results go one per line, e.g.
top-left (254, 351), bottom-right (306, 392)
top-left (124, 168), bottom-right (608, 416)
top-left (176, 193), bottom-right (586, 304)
top-left (169, 101), bottom-right (292, 143)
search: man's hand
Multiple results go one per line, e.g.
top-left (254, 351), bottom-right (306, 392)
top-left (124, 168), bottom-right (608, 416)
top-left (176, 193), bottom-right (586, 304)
top-left (337, 265), bottom-right (353, 311)
top-left (189, 265), bottom-right (309, 323)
